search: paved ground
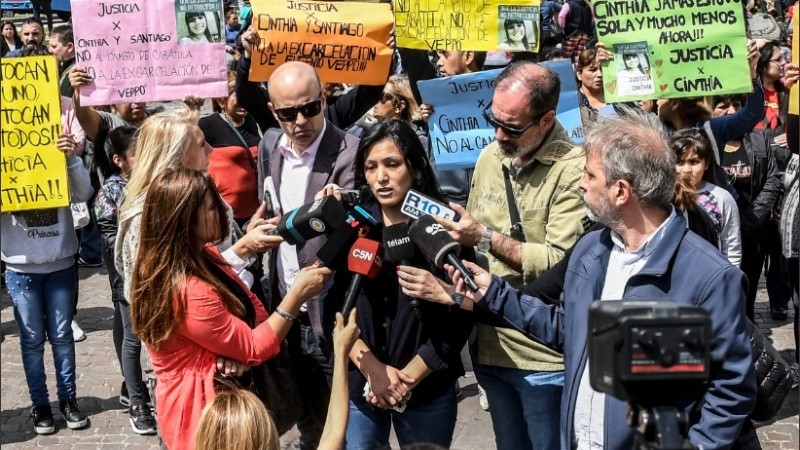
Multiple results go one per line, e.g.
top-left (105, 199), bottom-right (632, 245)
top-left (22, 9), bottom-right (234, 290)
top-left (1, 266), bottom-right (797, 449)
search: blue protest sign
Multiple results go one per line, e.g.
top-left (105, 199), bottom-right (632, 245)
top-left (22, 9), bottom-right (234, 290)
top-left (419, 61), bottom-right (583, 171)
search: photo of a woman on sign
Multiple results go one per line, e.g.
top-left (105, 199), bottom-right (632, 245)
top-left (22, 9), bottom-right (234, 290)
top-left (613, 43), bottom-right (655, 97)
top-left (498, 19), bottom-right (533, 51)
top-left (179, 12), bottom-right (220, 45)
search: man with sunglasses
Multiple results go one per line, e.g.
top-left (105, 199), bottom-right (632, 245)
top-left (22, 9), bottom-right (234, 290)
top-left (435, 61), bottom-right (587, 450)
top-left (234, 27), bottom-right (385, 134)
top-left (257, 61), bottom-right (359, 450)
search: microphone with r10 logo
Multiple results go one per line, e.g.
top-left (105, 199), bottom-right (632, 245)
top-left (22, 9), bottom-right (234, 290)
top-left (408, 215), bottom-right (479, 292)
top-left (341, 237), bottom-right (384, 315)
top-left (401, 189), bottom-right (456, 221)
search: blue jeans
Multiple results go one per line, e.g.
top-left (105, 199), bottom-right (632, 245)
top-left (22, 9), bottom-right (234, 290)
top-left (474, 363), bottom-right (564, 450)
top-left (345, 385), bottom-right (457, 449)
top-left (6, 266), bottom-right (78, 406)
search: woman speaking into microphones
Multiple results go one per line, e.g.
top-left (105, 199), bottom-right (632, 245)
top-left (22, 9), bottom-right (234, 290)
top-left (318, 119), bottom-right (474, 449)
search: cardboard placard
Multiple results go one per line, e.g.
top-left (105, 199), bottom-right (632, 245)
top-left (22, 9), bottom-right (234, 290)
top-left (249, 0), bottom-right (394, 85)
top-left (1, 56), bottom-right (69, 212)
top-left (594, 0), bottom-right (751, 102)
top-left (395, 0), bottom-right (542, 52)
top-left (71, 0), bottom-right (228, 106)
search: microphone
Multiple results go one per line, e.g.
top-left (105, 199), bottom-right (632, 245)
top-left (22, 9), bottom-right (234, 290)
top-left (382, 223), bottom-right (423, 320)
top-left (270, 196), bottom-right (346, 245)
top-left (408, 215), bottom-right (479, 292)
top-left (341, 237), bottom-right (384, 315)
top-left (316, 202), bottom-right (379, 267)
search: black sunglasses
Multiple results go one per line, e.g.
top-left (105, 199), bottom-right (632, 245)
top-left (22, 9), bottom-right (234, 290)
top-left (379, 92), bottom-right (397, 104)
top-left (274, 98), bottom-right (323, 122)
top-left (482, 102), bottom-right (549, 138)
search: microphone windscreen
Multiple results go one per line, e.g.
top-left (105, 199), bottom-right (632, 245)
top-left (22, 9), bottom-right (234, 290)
top-left (276, 196), bottom-right (347, 245)
top-left (382, 223), bottom-right (415, 263)
top-left (317, 225), bottom-right (359, 267)
top-left (347, 237), bottom-right (384, 278)
top-left (408, 215), bottom-right (460, 268)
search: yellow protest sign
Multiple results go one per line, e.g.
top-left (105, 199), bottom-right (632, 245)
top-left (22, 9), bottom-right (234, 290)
top-left (1, 56), bottom-right (67, 212)
top-left (790, 5), bottom-right (798, 115)
top-left (395, 0), bottom-right (542, 52)
top-left (249, 0), bottom-right (394, 85)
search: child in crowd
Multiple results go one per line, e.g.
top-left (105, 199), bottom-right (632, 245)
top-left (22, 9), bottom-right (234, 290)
top-left (2, 133), bottom-right (93, 435)
top-left (93, 126), bottom-right (157, 435)
top-left (671, 129), bottom-right (742, 267)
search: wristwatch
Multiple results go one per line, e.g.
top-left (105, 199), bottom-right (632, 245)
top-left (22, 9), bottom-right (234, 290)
top-left (451, 292), bottom-right (465, 307)
top-left (477, 226), bottom-right (493, 253)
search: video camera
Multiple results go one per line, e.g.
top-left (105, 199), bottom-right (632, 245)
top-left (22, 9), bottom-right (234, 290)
top-left (588, 300), bottom-right (712, 450)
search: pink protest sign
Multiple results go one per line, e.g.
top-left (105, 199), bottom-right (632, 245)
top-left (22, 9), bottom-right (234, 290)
top-left (71, 0), bottom-right (227, 106)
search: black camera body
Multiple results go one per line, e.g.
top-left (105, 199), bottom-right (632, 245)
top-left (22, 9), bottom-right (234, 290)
top-left (588, 300), bottom-right (712, 407)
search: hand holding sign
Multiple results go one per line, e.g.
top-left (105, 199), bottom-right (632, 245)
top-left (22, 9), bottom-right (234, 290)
top-left (56, 133), bottom-right (78, 158)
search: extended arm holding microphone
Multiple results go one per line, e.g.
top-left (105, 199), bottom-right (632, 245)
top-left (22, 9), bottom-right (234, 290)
top-left (408, 215), bottom-right (480, 292)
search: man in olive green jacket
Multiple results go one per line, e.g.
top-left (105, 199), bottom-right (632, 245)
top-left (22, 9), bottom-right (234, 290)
top-left (437, 61), bottom-right (586, 450)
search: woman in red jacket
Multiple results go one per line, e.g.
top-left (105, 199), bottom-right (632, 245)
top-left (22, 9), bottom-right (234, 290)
top-left (130, 168), bottom-right (331, 450)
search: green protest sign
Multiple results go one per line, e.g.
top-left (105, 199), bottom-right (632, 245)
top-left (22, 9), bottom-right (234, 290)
top-left (593, 0), bottom-right (751, 102)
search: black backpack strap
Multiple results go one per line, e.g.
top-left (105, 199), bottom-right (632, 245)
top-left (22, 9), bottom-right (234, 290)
top-left (257, 128), bottom-right (283, 202)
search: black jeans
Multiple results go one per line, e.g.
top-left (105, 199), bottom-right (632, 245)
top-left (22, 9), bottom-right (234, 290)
top-left (286, 318), bottom-right (332, 450)
top-left (31, 0), bottom-right (53, 32)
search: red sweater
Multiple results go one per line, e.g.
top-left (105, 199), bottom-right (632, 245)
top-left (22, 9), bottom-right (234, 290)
top-left (148, 246), bottom-right (279, 450)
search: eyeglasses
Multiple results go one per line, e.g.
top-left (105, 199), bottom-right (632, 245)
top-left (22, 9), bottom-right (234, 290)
top-left (273, 98), bottom-right (323, 122)
top-left (379, 92), bottom-right (396, 104)
top-left (482, 102), bottom-right (548, 138)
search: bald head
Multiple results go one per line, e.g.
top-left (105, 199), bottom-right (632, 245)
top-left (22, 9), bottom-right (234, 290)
top-left (267, 62), bottom-right (326, 153)
top-left (268, 61), bottom-right (321, 100)
top-left (495, 61), bottom-right (560, 115)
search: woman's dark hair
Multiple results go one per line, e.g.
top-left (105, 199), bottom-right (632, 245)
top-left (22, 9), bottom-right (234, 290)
top-left (670, 128), bottom-right (716, 184)
top-left (185, 12), bottom-right (214, 42)
top-left (504, 19), bottom-right (530, 50)
top-left (2, 21), bottom-right (22, 46)
top-left (574, 48), bottom-right (597, 72)
top-left (354, 119), bottom-right (444, 206)
top-left (756, 40), bottom-right (785, 91)
top-left (673, 98), bottom-right (711, 125)
top-left (95, 125), bottom-right (137, 178)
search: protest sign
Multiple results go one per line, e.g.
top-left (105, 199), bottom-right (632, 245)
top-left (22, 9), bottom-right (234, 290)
top-left (71, 0), bottom-right (227, 106)
top-left (1, 56), bottom-right (68, 212)
top-left (418, 59), bottom-right (582, 171)
top-left (395, 0), bottom-right (541, 52)
top-left (249, 0), bottom-right (394, 85)
top-left (790, 5), bottom-right (798, 116)
top-left (593, 0), bottom-right (751, 102)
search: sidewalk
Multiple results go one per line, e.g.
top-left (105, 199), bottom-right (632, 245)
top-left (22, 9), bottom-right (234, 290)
top-left (1, 266), bottom-right (797, 449)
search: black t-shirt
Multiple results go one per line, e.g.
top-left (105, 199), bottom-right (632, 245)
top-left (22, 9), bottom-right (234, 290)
top-left (720, 141), bottom-right (752, 194)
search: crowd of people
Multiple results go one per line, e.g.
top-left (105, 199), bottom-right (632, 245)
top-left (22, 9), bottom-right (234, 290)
top-left (1, 1), bottom-right (799, 449)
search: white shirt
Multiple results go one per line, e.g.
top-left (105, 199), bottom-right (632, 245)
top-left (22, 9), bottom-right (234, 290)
top-left (574, 208), bottom-right (677, 450)
top-left (276, 122), bottom-right (326, 298)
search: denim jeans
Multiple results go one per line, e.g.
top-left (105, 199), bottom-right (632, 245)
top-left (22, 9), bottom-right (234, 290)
top-left (474, 363), bottom-right (564, 450)
top-left (6, 266), bottom-right (78, 406)
top-left (345, 385), bottom-right (458, 449)
top-left (117, 300), bottom-right (148, 406)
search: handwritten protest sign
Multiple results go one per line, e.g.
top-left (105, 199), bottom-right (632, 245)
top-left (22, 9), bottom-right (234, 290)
top-left (71, 0), bottom-right (227, 106)
top-left (418, 60), bottom-right (582, 171)
top-left (593, 0), bottom-right (751, 102)
top-left (790, 5), bottom-right (798, 116)
top-left (395, 0), bottom-right (541, 52)
top-left (1, 56), bottom-right (68, 212)
top-left (249, 0), bottom-right (394, 85)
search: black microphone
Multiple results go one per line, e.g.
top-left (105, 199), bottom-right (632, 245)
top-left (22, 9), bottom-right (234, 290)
top-left (316, 203), bottom-right (379, 267)
top-left (408, 215), bottom-right (479, 292)
top-left (341, 237), bottom-right (384, 315)
top-left (270, 196), bottom-right (346, 245)
top-left (382, 223), bottom-right (423, 320)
